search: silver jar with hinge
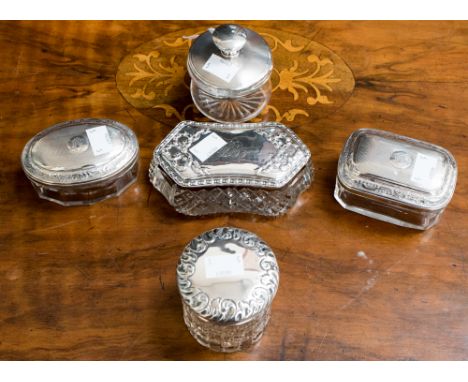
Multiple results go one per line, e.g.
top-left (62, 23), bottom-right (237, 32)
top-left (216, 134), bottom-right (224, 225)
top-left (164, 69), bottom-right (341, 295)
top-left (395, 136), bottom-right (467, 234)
top-left (21, 118), bottom-right (139, 206)
top-left (177, 227), bottom-right (279, 352)
top-left (187, 24), bottom-right (273, 123)
top-left (335, 128), bottom-right (457, 230)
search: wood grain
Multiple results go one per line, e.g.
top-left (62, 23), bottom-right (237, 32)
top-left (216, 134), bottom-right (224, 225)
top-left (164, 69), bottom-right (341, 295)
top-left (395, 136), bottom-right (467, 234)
top-left (0, 20), bottom-right (467, 360)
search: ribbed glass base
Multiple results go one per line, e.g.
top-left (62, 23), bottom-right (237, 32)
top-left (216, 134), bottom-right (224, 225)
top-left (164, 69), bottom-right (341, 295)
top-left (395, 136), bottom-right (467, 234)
top-left (190, 81), bottom-right (271, 123)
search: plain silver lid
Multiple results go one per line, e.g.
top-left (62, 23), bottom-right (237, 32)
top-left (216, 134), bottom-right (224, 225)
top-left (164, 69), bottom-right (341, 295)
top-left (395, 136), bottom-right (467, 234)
top-left (337, 128), bottom-right (457, 211)
top-left (187, 24), bottom-right (273, 97)
top-left (21, 118), bottom-right (139, 186)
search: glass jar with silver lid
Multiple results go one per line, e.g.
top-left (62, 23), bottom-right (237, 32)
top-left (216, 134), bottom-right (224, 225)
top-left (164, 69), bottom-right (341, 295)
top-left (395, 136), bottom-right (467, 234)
top-left (187, 24), bottom-right (273, 123)
top-left (335, 128), bottom-right (457, 230)
top-left (21, 118), bottom-right (139, 206)
top-left (177, 226), bottom-right (279, 352)
top-left (149, 120), bottom-right (312, 216)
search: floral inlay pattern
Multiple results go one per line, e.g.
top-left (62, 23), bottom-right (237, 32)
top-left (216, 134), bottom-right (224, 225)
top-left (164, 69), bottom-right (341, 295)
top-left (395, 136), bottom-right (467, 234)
top-left (126, 52), bottom-right (188, 100)
top-left (116, 27), bottom-right (355, 125)
top-left (274, 55), bottom-right (342, 105)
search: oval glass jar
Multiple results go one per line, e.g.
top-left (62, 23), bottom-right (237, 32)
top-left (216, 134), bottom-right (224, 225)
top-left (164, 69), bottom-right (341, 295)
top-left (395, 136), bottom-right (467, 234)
top-left (21, 118), bottom-right (139, 206)
top-left (177, 226), bottom-right (279, 352)
top-left (187, 24), bottom-right (273, 123)
top-left (149, 120), bottom-right (312, 216)
top-left (335, 128), bottom-right (457, 230)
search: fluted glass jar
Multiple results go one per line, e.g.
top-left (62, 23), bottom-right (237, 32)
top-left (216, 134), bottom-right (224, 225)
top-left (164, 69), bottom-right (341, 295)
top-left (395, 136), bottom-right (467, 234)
top-left (187, 24), bottom-right (273, 123)
top-left (21, 118), bottom-right (139, 206)
top-left (149, 120), bottom-right (312, 216)
top-left (335, 129), bottom-right (457, 230)
top-left (177, 227), bottom-right (279, 352)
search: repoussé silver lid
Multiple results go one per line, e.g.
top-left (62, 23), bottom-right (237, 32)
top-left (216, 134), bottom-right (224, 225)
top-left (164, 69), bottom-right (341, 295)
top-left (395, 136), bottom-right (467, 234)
top-left (177, 227), bottom-right (279, 325)
top-left (151, 120), bottom-right (311, 189)
top-left (187, 24), bottom-right (273, 97)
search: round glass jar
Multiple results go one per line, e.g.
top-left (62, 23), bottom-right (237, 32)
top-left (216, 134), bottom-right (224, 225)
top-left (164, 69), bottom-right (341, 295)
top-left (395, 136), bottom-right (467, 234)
top-left (187, 24), bottom-right (273, 123)
top-left (177, 227), bottom-right (279, 352)
top-left (21, 118), bottom-right (139, 206)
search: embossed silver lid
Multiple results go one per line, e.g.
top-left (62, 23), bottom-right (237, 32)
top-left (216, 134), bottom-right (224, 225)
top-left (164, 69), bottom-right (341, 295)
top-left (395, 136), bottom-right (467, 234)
top-left (21, 118), bottom-right (139, 186)
top-left (187, 24), bottom-right (273, 97)
top-left (177, 227), bottom-right (279, 325)
top-left (337, 129), bottom-right (457, 210)
top-left (151, 120), bottom-right (311, 189)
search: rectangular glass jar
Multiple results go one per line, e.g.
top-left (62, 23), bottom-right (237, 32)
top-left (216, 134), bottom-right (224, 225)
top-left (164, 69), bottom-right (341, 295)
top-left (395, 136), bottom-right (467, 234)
top-left (335, 129), bottom-right (457, 230)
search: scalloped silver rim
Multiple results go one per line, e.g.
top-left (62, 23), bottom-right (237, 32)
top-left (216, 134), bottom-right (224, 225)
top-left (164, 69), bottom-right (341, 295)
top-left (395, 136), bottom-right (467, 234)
top-left (176, 226), bottom-right (279, 325)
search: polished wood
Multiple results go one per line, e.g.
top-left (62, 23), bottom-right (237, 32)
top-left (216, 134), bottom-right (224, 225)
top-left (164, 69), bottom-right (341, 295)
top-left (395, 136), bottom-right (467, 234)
top-left (0, 21), bottom-right (467, 360)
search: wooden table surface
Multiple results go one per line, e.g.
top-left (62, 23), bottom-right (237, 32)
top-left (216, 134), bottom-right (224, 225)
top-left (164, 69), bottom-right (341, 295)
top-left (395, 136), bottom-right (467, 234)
top-left (0, 20), bottom-right (467, 360)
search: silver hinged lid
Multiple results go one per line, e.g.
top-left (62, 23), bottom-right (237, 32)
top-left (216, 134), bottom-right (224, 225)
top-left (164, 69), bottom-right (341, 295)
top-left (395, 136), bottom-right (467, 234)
top-left (151, 120), bottom-right (311, 189)
top-left (337, 129), bottom-right (457, 211)
top-left (177, 227), bottom-right (279, 325)
top-left (21, 118), bottom-right (139, 186)
top-left (187, 24), bottom-right (273, 97)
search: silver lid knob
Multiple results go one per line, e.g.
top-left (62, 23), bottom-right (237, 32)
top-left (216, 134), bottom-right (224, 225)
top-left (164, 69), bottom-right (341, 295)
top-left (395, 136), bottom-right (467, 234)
top-left (211, 24), bottom-right (247, 58)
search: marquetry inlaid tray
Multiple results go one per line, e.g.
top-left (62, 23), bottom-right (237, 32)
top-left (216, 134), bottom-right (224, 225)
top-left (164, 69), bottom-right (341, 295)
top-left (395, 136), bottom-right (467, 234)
top-left (116, 27), bottom-right (355, 125)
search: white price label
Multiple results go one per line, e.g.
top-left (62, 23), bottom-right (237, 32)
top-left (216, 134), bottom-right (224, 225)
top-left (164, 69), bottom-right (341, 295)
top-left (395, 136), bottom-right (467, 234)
top-left (411, 153), bottom-right (438, 184)
top-left (202, 54), bottom-right (241, 83)
top-left (85, 126), bottom-right (112, 156)
top-left (205, 253), bottom-right (244, 279)
top-left (189, 132), bottom-right (227, 162)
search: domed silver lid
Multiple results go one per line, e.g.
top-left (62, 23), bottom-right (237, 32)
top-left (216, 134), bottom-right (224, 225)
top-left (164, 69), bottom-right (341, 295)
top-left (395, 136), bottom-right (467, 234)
top-left (337, 128), bottom-right (457, 211)
top-left (21, 118), bottom-right (139, 186)
top-left (177, 227), bottom-right (279, 325)
top-left (187, 24), bottom-right (273, 97)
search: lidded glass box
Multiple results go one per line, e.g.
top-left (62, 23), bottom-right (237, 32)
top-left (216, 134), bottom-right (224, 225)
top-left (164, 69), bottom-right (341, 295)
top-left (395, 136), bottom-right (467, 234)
top-left (335, 129), bottom-right (457, 230)
top-left (21, 118), bottom-right (139, 206)
top-left (149, 120), bottom-right (312, 216)
top-left (187, 24), bottom-right (273, 122)
top-left (177, 226), bottom-right (279, 352)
